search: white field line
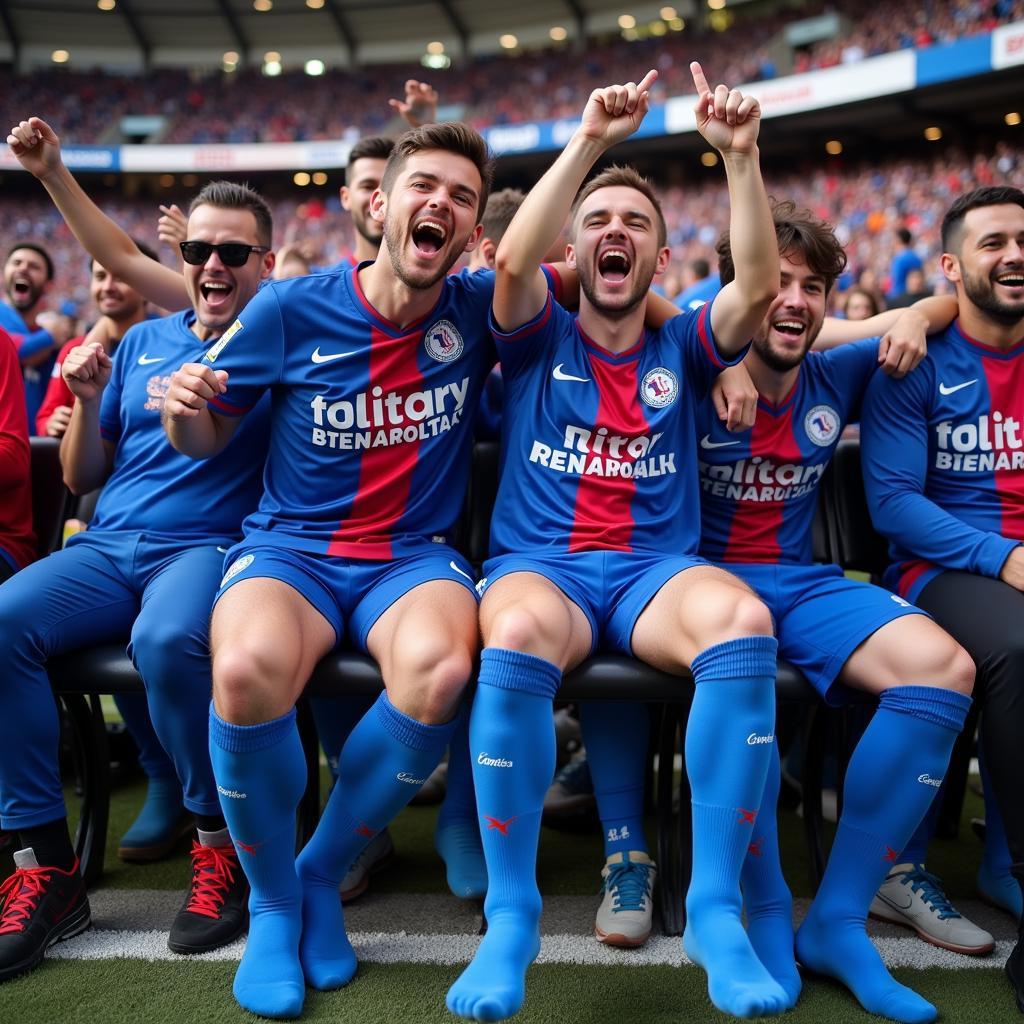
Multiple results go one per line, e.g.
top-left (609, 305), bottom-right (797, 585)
top-left (50, 929), bottom-right (1014, 970)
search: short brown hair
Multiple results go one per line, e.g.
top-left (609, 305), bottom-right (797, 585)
top-left (346, 135), bottom-right (395, 184)
top-left (481, 188), bottom-right (525, 245)
top-left (941, 186), bottom-right (1024, 253)
top-left (571, 165), bottom-right (667, 247)
top-left (380, 122), bottom-right (494, 219)
top-left (717, 198), bottom-right (847, 294)
top-left (188, 180), bottom-right (273, 248)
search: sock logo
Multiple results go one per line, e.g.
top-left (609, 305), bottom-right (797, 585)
top-left (235, 839), bottom-right (262, 855)
top-left (746, 732), bottom-right (775, 746)
top-left (737, 808), bottom-right (756, 825)
top-left (477, 753), bottom-right (514, 768)
top-left (397, 772), bottom-right (427, 785)
top-left (747, 836), bottom-right (764, 857)
top-left (216, 785), bottom-right (247, 800)
top-left (883, 845), bottom-right (898, 862)
top-left (607, 826), bottom-right (631, 842)
top-left (483, 815), bottom-right (517, 835)
top-left (917, 773), bottom-right (943, 788)
top-left (355, 823), bottom-right (375, 838)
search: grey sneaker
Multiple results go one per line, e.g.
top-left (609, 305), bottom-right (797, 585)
top-left (339, 828), bottom-right (395, 903)
top-left (869, 862), bottom-right (995, 955)
top-left (595, 850), bottom-right (656, 948)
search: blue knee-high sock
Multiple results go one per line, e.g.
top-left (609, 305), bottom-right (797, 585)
top-left (580, 700), bottom-right (649, 857)
top-left (898, 776), bottom-right (945, 866)
top-left (977, 742), bottom-right (1022, 919)
top-left (682, 635), bottom-right (788, 1019)
top-left (296, 692), bottom-right (457, 989)
top-left (447, 648), bottom-right (560, 1023)
top-left (436, 703), bottom-right (487, 899)
top-left (796, 686), bottom-right (971, 1024)
top-left (309, 696), bottom-right (373, 780)
top-left (740, 742), bottom-right (800, 1008)
top-left (208, 707), bottom-right (306, 1020)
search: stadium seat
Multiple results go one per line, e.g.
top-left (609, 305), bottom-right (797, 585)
top-left (29, 436), bottom-right (72, 559)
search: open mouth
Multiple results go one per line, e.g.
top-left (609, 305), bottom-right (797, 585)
top-left (11, 278), bottom-right (31, 298)
top-left (995, 271), bottom-right (1024, 290)
top-left (411, 219), bottom-right (447, 257)
top-left (598, 248), bottom-right (631, 284)
top-left (772, 318), bottom-right (807, 339)
top-left (200, 280), bottom-right (233, 307)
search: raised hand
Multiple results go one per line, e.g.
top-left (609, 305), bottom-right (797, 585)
top-left (158, 204), bottom-right (188, 250)
top-left (7, 116), bottom-right (63, 180)
top-left (389, 80), bottom-right (439, 128)
top-left (163, 362), bottom-right (228, 421)
top-left (578, 69), bottom-right (658, 150)
top-left (62, 342), bottom-right (112, 403)
top-left (878, 308), bottom-right (928, 377)
top-left (690, 62), bottom-right (760, 155)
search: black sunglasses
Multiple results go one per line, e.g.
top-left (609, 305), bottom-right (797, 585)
top-left (179, 241), bottom-right (271, 267)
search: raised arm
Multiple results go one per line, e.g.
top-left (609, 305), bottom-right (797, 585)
top-left (8, 118), bottom-right (189, 311)
top-left (493, 70), bottom-right (658, 333)
top-left (696, 64), bottom-right (778, 356)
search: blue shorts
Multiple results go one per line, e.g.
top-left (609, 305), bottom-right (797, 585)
top-left (215, 536), bottom-right (479, 652)
top-left (726, 562), bottom-right (927, 705)
top-left (481, 549), bottom-right (707, 655)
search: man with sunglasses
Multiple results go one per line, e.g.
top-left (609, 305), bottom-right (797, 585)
top-left (0, 116), bottom-right (276, 984)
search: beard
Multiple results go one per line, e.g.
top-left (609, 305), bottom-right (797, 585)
top-left (752, 319), bottom-right (821, 372)
top-left (353, 214), bottom-right (383, 248)
top-left (6, 280), bottom-right (42, 312)
top-left (576, 259), bottom-right (652, 321)
top-left (383, 218), bottom-right (458, 291)
top-left (961, 267), bottom-right (1024, 327)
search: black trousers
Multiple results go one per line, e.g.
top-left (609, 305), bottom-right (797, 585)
top-left (918, 570), bottom-right (1024, 868)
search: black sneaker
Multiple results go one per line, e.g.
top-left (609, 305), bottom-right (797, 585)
top-left (0, 848), bottom-right (91, 982)
top-left (167, 832), bottom-right (248, 954)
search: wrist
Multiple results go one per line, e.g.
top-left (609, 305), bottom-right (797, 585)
top-left (720, 145), bottom-right (760, 168)
top-left (569, 132), bottom-right (611, 162)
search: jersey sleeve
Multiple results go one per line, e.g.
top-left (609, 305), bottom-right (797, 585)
top-left (661, 298), bottom-right (748, 399)
top-left (14, 327), bottom-right (55, 363)
top-left (0, 332), bottom-right (29, 491)
top-left (489, 290), bottom-right (572, 379)
top-left (823, 337), bottom-right (881, 421)
top-left (861, 364), bottom-right (1018, 578)
top-left (202, 284), bottom-right (286, 417)
top-left (99, 333), bottom-right (128, 445)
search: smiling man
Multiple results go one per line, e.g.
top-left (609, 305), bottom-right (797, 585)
top-left (1, 116), bottom-right (276, 983)
top-left (162, 122), bottom-right (499, 1020)
top-left (862, 185), bottom-right (1024, 1016)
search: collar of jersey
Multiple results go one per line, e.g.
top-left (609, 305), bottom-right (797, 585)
top-left (950, 318), bottom-right (1024, 358)
top-left (575, 321), bottom-right (646, 363)
top-left (346, 260), bottom-right (444, 338)
top-left (755, 371), bottom-right (800, 416)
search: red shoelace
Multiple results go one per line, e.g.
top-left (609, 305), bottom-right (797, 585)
top-left (0, 866), bottom-right (53, 935)
top-left (184, 842), bottom-right (238, 919)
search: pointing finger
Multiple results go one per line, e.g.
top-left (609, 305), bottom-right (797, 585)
top-left (638, 68), bottom-right (658, 95)
top-left (690, 61), bottom-right (710, 97)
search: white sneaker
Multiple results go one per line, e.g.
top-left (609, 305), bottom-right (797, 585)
top-left (339, 828), bottom-right (395, 903)
top-left (595, 850), bottom-right (656, 948)
top-left (869, 862), bottom-right (995, 955)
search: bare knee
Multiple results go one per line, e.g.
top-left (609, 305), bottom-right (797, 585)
top-left (696, 589), bottom-right (773, 649)
top-left (942, 643), bottom-right (976, 697)
top-left (486, 603), bottom-right (573, 661)
top-left (212, 641), bottom-right (297, 724)
top-left (388, 637), bottom-right (473, 724)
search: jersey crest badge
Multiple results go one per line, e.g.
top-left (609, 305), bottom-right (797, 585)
top-left (220, 553), bottom-right (254, 588)
top-left (424, 319), bottom-right (464, 363)
top-left (804, 404), bottom-right (840, 447)
top-left (640, 367), bottom-right (679, 408)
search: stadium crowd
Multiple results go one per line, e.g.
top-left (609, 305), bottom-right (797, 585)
top-left (0, 0), bottom-right (1020, 144)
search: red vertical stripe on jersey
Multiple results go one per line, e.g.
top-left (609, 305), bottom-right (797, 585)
top-left (896, 558), bottom-right (934, 599)
top-left (327, 327), bottom-right (425, 559)
top-left (568, 356), bottom-right (648, 553)
top-left (723, 404), bottom-right (803, 562)
top-left (981, 354), bottom-right (1024, 542)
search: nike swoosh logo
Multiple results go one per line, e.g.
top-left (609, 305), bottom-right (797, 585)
top-left (138, 354), bottom-right (164, 366)
top-left (311, 347), bottom-right (358, 364)
top-left (700, 434), bottom-right (741, 450)
top-left (938, 379), bottom-right (978, 395)
top-left (449, 561), bottom-right (475, 583)
top-left (878, 891), bottom-right (914, 912)
top-left (552, 363), bottom-right (590, 383)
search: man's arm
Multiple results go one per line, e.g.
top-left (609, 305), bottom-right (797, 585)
top-left (816, 295), bottom-right (958, 348)
top-left (8, 118), bottom-right (189, 311)
top-left (699, 67), bottom-right (778, 357)
top-left (58, 342), bottom-right (116, 494)
top-left (861, 369), bottom-right (1019, 583)
top-left (162, 363), bottom-right (241, 460)
top-left (493, 70), bottom-right (659, 333)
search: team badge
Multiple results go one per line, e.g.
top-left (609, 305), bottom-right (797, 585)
top-left (640, 367), bottom-right (679, 408)
top-left (424, 320), bottom-right (464, 363)
top-left (804, 404), bottom-right (840, 447)
top-left (221, 553), bottom-right (254, 588)
top-left (205, 318), bottom-right (242, 363)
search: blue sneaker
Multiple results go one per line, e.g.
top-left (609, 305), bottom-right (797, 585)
top-left (595, 850), bottom-right (656, 948)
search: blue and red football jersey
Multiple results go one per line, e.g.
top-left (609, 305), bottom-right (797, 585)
top-left (94, 310), bottom-right (269, 538)
top-left (861, 320), bottom-right (1024, 602)
top-left (203, 264), bottom-right (497, 560)
top-left (697, 339), bottom-right (879, 564)
top-left (488, 296), bottom-right (740, 557)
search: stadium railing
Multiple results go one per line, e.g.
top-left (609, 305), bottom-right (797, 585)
top-left (38, 436), bottom-right (830, 935)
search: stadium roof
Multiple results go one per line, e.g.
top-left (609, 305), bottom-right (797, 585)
top-left (1, 0), bottom-right (699, 71)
